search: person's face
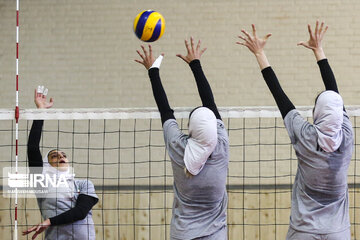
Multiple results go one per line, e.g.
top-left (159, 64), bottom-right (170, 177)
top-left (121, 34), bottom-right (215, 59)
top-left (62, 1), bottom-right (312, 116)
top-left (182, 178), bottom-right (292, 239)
top-left (47, 150), bottom-right (69, 171)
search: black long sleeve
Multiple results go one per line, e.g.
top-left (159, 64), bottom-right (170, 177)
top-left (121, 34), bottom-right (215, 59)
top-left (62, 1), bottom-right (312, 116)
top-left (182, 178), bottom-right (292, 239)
top-left (189, 60), bottom-right (221, 120)
top-left (49, 194), bottom-right (98, 226)
top-left (148, 68), bottom-right (175, 125)
top-left (317, 59), bottom-right (339, 93)
top-left (261, 67), bottom-right (295, 119)
top-left (27, 120), bottom-right (44, 169)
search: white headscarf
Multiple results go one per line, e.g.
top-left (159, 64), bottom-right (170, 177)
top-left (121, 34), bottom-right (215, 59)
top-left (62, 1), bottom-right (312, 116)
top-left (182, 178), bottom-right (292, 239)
top-left (42, 150), bottom-right (75, 198)
top-left (184, 107), bottom-right (218, 175)
top-left (313, 91), bottom-right (344, 152)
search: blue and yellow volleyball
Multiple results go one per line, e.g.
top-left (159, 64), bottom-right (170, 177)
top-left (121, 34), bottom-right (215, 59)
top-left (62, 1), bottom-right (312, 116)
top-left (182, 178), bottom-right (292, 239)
top-left (133, 10), bottom-right (165, 42)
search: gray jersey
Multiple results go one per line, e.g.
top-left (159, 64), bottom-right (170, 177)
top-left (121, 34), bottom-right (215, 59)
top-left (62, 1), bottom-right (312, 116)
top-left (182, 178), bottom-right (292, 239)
top-left (163, 119), bottom-right (229, 240)
top-left (37, 179), bottom-right (98, 240)
top-left (284, 109), bottom-right (353, 234)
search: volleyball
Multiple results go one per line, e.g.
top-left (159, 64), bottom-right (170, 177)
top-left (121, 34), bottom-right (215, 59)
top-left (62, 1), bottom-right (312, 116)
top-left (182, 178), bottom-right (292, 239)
top-left (133, 10), bottom-right (165, 42)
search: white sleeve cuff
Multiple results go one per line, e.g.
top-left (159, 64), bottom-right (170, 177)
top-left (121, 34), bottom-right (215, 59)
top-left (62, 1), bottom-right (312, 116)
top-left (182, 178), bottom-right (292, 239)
top-left (149, 55), bottom-right (164, 69)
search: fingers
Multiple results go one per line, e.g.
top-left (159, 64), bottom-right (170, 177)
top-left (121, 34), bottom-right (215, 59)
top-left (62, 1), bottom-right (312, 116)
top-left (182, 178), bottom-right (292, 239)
top-left (319, 21), bottom-right (324, 34)
top-left (252, 24), bottom-right (257, 38)
top-left (176, 54), bottom-right (188, 63)
top-left (297, 41), bottom-right (314, 50)
top-left (241, 29), bottom-right (252, 39)
top-left (184, 39), bottom-right (191, 53)
top-left (136, 50), bottom-right (145, 61)
top-left (264, 33), bottom-right (272, 41)
top-left (36, 224), bottom-right (41, 232)
top-left (236, 41), bottom-right (245, 45)
top-left (22, 226), bottom-right (36, 235)
top-left (148, 44), bottom-right (152, 57)
top-left (236, 35), bottom-right (250, 47)
top-left (134, 59), bottom-right (143, 64)
top-left (307, 24), bottom-right (313, 36)
top-left (238, 34), bottom-right (252, 46)
top-left (190, 36), bottom-right (195, 52)
top-left (200, 47), bottom-right (207, 56)
top-left (297, 41), bottom-right (306, 46)
top-left (32, 231), bottom-right (40, 240)
top-left (196, 39), bottom-right (201, 51)
top-left (321, 25), bottom-right (328, 38)
top-left (48, 98), bottom-right (54, 108)
top-left (236, 41), bottom-right (247, 46)
top-left (27, 224), bottom-right (41, 240)
top-left (141, 45), bottom-right (148, 58)
top-left (141, 45), bottom-right (149, 60)
top-left (136, 49), bottom-right (147, 64)
top-left (237, 35), bottom-right (248, 41)
top-left (315, 20), bottom-right (319, 36)
top-left (314, 20), bottom-right (328, 40)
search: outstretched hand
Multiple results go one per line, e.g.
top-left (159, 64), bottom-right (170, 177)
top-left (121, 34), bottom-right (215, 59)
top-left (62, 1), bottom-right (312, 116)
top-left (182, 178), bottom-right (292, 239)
top-left (135, 45), bottom-right (163, 70)
top-left (297, 20), bottom-right (328, 51)
top-left (22, 219), bottom-right (51, 240)
top-left (237, 24), bottom-right (271, 70)
top-left (236, 24), bottom-right (272, 56)
top-left (176, 37), bottom-right (207, 64)
top-left (34, 86), bottom-right (53, 109)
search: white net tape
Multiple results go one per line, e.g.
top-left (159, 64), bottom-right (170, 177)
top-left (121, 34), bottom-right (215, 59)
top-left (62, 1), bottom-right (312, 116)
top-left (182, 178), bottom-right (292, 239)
top-left (2, 106), bottom-right (360, 120)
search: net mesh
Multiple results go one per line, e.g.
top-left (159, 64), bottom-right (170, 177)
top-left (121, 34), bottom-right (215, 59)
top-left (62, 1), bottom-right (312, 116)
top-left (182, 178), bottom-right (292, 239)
top-left (0, 107), bottom-right (359, 240)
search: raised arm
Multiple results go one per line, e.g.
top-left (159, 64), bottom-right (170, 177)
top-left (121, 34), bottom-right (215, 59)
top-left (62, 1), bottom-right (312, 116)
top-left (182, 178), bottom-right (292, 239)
top-left (27, 86), bottom-right (54, 169)
top-left (298, 20), bottom-right (338, 93)
top-left (176, 37), bottom-right (221, 120)
top-left (135, 45), bottom-right (175, 125)
top-left (237, 25), bottom-right (295, 119)
top-left (28, 120), bottom-right (44, 168)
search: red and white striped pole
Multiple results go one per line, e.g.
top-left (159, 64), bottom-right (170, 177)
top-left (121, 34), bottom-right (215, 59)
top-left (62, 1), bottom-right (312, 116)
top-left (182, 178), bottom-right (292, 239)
top-left (14, 0), bottom-right (20, 239)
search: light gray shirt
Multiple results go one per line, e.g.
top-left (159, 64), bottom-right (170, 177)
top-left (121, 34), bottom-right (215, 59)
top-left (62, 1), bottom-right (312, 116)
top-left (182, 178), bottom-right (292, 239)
top-left (37, 179), bottom-right (98, 240)
top-left (163, 119), bottom-right (229, 240)
top-left (284, 109), bottom-right (353, 234)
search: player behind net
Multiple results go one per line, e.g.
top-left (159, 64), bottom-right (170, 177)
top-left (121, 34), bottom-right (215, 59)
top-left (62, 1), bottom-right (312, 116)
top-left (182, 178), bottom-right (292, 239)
top-left (237, 21), bottom-right (353, 240)
top-left (22, 86), bottom-right (99, 240)
top-left (135, 37), bottom-right (229, 240)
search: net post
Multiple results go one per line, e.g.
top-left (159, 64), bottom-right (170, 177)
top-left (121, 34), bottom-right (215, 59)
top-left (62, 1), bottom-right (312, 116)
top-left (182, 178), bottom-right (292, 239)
top-left (14, 0), bottom-right (20, 239)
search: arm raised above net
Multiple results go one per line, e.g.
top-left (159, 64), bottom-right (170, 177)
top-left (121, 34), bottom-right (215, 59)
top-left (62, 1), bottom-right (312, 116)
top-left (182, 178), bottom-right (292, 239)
top-left (317, 58), bottom-right (339, 93)
top-left (177, 37), bottom-right (221, 120)
top-left (297, 21), bottom-right (339, 93)
top-left (135, 45), bottom-right (175, 125)
top-left (236, 25), bottom-right (295, 119)
top-left (28, 87), bottom-right (54, 169)
top-left (148, 67), bottom-right (175, 124)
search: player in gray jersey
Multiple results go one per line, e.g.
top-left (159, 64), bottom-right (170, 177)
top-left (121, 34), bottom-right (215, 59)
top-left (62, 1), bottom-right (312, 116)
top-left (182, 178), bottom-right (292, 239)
top-left (135, 38), bottom-right (229, 239)
top-left (237, 21), bottom-right (353, 239)
top-left (23, 86), bottom-right (98, 240)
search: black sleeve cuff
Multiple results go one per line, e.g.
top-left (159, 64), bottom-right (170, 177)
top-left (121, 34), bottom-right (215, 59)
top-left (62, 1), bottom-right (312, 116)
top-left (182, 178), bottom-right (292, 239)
top-left (148, 68), bottom-right (159, 79)
top-left (189, 59), bottom-right (201, 70)
top-left (261, 66), bottom-right (273, 75)
top-left (317, 58), bottom-right (328, 66)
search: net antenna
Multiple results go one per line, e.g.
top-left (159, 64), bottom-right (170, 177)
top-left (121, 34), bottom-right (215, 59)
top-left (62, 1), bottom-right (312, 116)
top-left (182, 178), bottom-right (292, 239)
top-left (14, 0), bottom-right (20, 239)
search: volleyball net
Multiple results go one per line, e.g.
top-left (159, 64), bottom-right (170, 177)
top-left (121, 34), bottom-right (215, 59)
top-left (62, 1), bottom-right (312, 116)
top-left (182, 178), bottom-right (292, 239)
top-left (0, 107), bottom-right (359, 240)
